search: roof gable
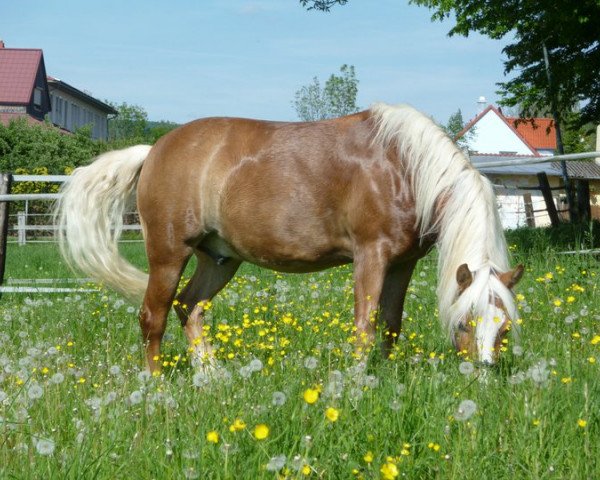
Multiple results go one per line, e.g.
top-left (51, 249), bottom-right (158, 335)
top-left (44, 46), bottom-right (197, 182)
top-left (457, 105), bottom-right (539, 156)
top-left (0, 49), bottom-right (44, 104)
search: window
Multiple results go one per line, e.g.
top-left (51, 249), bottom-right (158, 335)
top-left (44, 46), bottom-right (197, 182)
top-left (33, 88), bottom-right (43, 109)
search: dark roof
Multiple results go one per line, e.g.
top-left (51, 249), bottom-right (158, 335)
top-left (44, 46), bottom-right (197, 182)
top-left (470, 154), bottom-right (600, 180)
top-left (0, 48), bottom-right (43, 104)
top-left (554, 161), bottom-right (600, 180)
top-left (47, 76), bottom-right (117, 114)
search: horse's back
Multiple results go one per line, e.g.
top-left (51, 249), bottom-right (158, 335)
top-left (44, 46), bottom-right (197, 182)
top-left (136, 111), bottom-right (419, 270)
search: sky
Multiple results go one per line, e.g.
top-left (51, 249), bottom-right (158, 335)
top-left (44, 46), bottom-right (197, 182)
top-left (0, 0), bottom-right (511, 125)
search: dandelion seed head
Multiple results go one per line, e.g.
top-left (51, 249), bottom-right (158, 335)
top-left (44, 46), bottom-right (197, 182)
top-left (303, 356), bottom-right (318, 370)
top-left (455, 399), bottom-right (477, 421)
top-left (192, 371), bottom-right (209, 388)
top-left (272, 391), bottom-right (287, 406)
top-left (129, 390), bottom-right (143, 405)
top-left (35, 438), bottom-right (55, 456)
top-left (248, 358), bottom-right (263, 372)
top-left (27, 383), bottom-right (44, 400)
top-left (512, 345), bottom-right (524, 356)
top-left (266, 454), bottom-right (286, 472)
top-left (459, 361), bottom-right (475, 375)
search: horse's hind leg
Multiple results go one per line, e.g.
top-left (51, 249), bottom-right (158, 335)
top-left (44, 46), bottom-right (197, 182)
top-left (140, 244), bottom-right (192, 372)
top-left (173, 250), bottom-right (241, 368)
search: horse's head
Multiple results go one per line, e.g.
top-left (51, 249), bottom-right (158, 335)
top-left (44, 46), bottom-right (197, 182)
top-left (452, 263), bottom-right (524, 365)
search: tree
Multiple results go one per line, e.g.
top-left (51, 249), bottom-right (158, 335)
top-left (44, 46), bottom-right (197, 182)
top-left (444, 109), bottom-right (476, 150)
top-left (106, 101), bottom-right (148, 141)
top-left (299, 0), bottom-right (347, 11)
top-left (409, 0), bottom-right (600, 128)
top-left (294, 64), bottom-right (359, 121)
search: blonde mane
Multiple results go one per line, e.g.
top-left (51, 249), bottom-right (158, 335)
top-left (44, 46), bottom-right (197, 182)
top-left (370, 103), bottom-right (516, 335)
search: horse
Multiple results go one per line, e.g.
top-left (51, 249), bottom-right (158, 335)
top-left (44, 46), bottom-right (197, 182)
top-left (55, 103), bottom-right (523, 371)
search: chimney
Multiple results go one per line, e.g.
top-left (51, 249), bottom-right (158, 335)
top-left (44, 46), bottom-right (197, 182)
top-left (0, 39), bottom-right (5, 49)
top-left (477, 96), bottom-right (487, 114)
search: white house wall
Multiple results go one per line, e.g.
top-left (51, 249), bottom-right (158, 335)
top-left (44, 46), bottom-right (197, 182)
top-left (469, 111), bottom-right (534, 155)
top-left (48, 90), bottom-right (108, 140)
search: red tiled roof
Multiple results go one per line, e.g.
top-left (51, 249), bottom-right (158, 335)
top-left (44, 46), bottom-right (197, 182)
top-left (456, 105), bottom-right (540, 156)
top-left (506, 117), bottom-right (556, 150)
top-left (0, 49), bottom-right (43, 104)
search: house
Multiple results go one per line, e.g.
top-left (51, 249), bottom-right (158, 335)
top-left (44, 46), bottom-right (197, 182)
top-left (0, 41), bottom-right (116, 140)
top-left (456, 102), bottom-right (600, 228)
top-left (47, 76), bottom-right (116, 140)
top-left (0, 43), bottom-right (51, 126)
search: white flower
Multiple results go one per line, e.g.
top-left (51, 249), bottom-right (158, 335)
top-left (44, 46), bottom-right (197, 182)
top-left (508, 372), bottom-right (525, 385)
top-left (0, 390), bottom-right (7, 404)
top-left (512, 345), bottom-right (524, 356)
top-left (238, 365), bottom-right (252, 379)
top-left (266, 454), bottom-right (286, 472)
top-left (109, 365), bottom-right (121, 376)
top-left (303, 356), bottom-right (318, 370)
top-left (272, 391), bottom-right (286, 406)
top-left (27, 384), bottom-right (44, 400)
top-left (50, 373), bottom-right (64, 384)
top-left (364, 375), bottom-right (379, 389)
top-left (455, 399), bottom-right (477, 421)
top-left (192, 371), bottom-right (209, 388)
top-left (35, 438), bottom-right (55, 456)
top-left (459, 361), bottom-right (475, 375)
top-left (248, 358), bottom-right (263, 372)
top-left (129, 390), bottom-right (143, 405)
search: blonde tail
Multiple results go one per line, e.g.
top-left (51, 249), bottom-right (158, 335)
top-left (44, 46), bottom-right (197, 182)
top-left (54, 145), bottom-right (152, 301)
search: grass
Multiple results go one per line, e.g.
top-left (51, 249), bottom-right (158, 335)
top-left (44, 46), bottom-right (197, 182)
top-left (0, 240), bottom-right (598, 479)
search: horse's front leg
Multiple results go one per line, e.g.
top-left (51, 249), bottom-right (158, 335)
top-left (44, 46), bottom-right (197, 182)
top-left (352, 246), bottom-right (389, 356)
top-left (379, 259), bottom-right (417, 356)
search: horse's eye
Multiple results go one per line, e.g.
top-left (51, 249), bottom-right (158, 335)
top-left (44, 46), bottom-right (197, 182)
top-left (458, 322), bottom-right (469, 333)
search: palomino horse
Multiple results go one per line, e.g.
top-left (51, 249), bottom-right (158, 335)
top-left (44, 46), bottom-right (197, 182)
top-left (56, 103), bottom-right (523, 371)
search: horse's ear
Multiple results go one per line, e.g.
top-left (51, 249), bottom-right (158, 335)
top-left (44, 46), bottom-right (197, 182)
top-left (499, 264), bottom-right (524, 289)
top-left (456, 263), bottom-right (473, 293)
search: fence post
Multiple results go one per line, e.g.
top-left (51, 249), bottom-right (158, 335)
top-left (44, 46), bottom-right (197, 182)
top-left (17, 211), bottom-right (26, 246)
top-left (0, 173), bottom-right (14, 289)
top-left (523, 193), bottom-right (535, 227)
top-left (537, 172), bottom-right (560, 227)
top-left (596, 124), bottom-right (600, 166)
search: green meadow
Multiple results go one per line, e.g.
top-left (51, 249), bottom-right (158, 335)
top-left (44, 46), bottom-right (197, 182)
top-left (0, 236), bottom-right (598, 479)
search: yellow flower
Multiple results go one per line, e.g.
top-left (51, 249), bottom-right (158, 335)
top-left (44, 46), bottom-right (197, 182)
top-left (380, 461), bottom-right (399, 480)
top-left (363, 451), bottom-right (374, 463)
top-left (303, 388), bottom-right (319, 404)
top-left (301, 464), bottom-right (311, 476)
top-left (577, 419), bottom-right (587, 428)
top-left (567, 296), bottom-right (575, 303)
top-left (206, 431), bottom-right (219, 444)
top-left (532, 419), bottom-right (540, 426)
top-left (591, 335), bottom-right (600, 345)
top-left (325, 407), bottom-right (339, 422)
top-left (588, 357), bottom-right (596, 364)
top-left (253, 423), bottom-right (269, 440)
top-left (229, 418), bottom-right (246, 432)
